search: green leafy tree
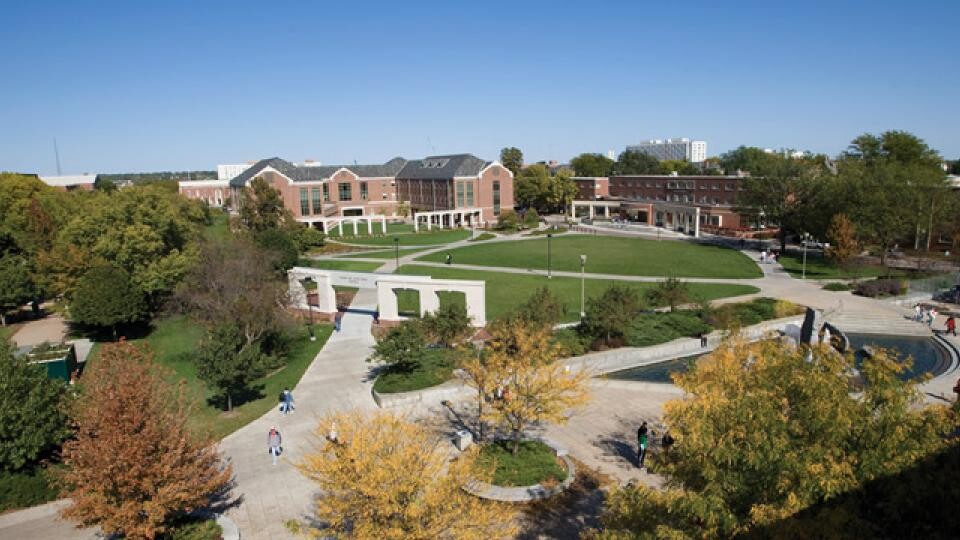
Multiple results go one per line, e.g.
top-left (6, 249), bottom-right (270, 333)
top-left (499, 147), bottom-right (523, 176)
top-left (825, 213), bottom-right (860, 266)
top-left (238, 177), bottom-right (295, 233)
top-left (369, 320), bottom-right (428, 371)
top-left (195, 323), bottom-right (273, 411)
top-left (571, 153), bottom-right (615, 177)
top-left (0, 340), bottom-right (69, 472)
top-left (719, 145), bottom-right (780, 174)
top-left (420, 303), bottom-right (472, 347)
top-left (253, 228), bottom-right (300, 271)
top-left (0, 255), bottom-right (33, 326)
top-left (515, 286), bottom-right (565, 329)
top-left (514, 164), bottom-right (551, 210)
top-left (70, 265), bottom-right (147, 339)
top-left (522, 207), bottom-right (540, 229)
top-left (595, 338), bottom-right (955, 539)
top-left (580, 284), bottom-right (643, 346)
top-left (644, 277), bottom-right (691, 312)
top-left (614, 150), bottom-right (662, 175)
top-left (547, 170), bottom-right (579, 213)
top-left (660, 159), bottom-right (700, 175)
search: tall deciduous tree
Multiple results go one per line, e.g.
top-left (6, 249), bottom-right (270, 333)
top-left (0, 339), bottom-right (69, 472)
top-left (420, 302), bottom-right (472, 347)
top-left (580, 284), bottom-right (643, 346)
top-left (296, 410), bottom-right (517, 540)
top-left (614, 150), bottom-right (661, 175)
top-left (237, 177), bottom-right (294, 233)
top-left (195, 324), bottom-right (274, 411)
top-left (645, 277), bottom-right (691, 312)
top-left (515, 286), bottom-right (565, 329)
top-left (70, 265), bottom-right (147, 340)
top-left (499, 147), bottom-right (523, 176)
top-left (59, 341), bottom-right (232, 540)
top-left (547, 170), bottom-right (579, 212)
top-left (515, 164), bottom-right (551, 210)
top-left (571, 153), bottom-right (615, 177)
top-left (369, 320), bottom-right (428, 372)
top-left (0, 255), bottom-right (33, 326)
top-left (825, 213), bottom-right (859, 266)
top-left (477, 319), bottom-right (590, 454)
top-left (595, 338), bottom-right (954, 538)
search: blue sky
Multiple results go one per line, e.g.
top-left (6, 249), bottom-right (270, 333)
top-left (1, 0), bottom-right (958, 174)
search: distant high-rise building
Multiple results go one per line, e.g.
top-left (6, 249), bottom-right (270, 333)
top-left (607, 150), bottom-right (616, 160)
top-left (626, 138), bottom-right (707, 163)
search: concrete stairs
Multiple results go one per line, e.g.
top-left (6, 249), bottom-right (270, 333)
top-left (825, 307), bottom-right (932, 337)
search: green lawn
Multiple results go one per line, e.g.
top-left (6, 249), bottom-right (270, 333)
top-left (333, 228), bottom-right (471, 247)
top-left (469, 233), bottom-right (497, 242)
top-left (394, 265), bottom-right (759, 323)
top-left (476, 440), bottom-right (568, 487)
top-left (297, 259), bottom-right (384, 272)
top-left (339, 247), bottom-right (429, 259)
top-left (372, 348), bottom-right (456, 394)
top-left (202, 210), bottom-right (232, 242)
top-left (0, 325), bottom-right (15, 342)
top-left (776, 251), bottom-right (916, 280)
top-left (416, 236), bottom-right (762, 278)
top-left (85, 317), bottom-right (332, 440)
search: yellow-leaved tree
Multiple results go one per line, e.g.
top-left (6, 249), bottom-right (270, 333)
top-left (463, 317), bottom-right (591, 454)
top-left (593, 338), bottom-right (955, 539)
top-left (295, 410), bottom-right (517, 540)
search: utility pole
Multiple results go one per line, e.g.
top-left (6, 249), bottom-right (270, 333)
top-left (53, 137), bottom-right (62, 175)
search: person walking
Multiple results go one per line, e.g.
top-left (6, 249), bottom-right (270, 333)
top-left (914, 304), bottom-right (923, 322)
top-left (637, 421), bottom-right (649, 469)
top-left (281, 388), bottom-right (294, 415)
top-left (334, 311), bottom-right (343, 332)
top-left (268, 426), bottom-right (282, 466)
top-left (928, 307), bottom-right (938, 328)
top-left (946, 315), bottom-right (956, 337)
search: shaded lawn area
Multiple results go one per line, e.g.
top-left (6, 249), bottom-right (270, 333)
top-left (339, 247), bottom-right (429, 259)
top-left (296, 258), bottom-right (384, 272)
top-left (333, 228), bottom-right (471, 247)
top-left (777, 250), bottom-right (902, 279)
top-left (84, 317), bottom-right (332, 440)
top-left (476, 440), bottom-right (568, 487)
top-left (371, 348), bottom-right (456, 394)
top-left (395, 265), bottom-right (759, 323)
top-left (416, 235), bottom-right (762, 278)
top-left (202, 210), bottom-right (231, 242)
top-left (0, 325), bottom-right (15, 342)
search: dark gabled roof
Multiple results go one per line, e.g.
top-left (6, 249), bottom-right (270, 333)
top-left (396, 154), bottom-right (492, 180)
top-left (228, 157), bottom-right (408, 188)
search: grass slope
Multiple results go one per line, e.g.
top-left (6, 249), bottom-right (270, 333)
top-left (333, 228), bottom-right (471, 247)
top-left (297, 259), bottom-right (384, 272)
top-left (395, 265), bottom-right (759, 323)
top-left (372, 349), bottom-right (456, 394)
top-left (416, 236), bottom-right (761, 278)
top-left (85, 317), bottom-right (331, 440)
top-left (777, 251), bottom-right (904, 279)
top-left (339, 247), bottom-right (429, 259)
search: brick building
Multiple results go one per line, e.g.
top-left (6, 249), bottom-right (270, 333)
top-left (179, 179), bottom-right (230, 207)
top-left (572, 174), bottom-right (748, 230)
top-left (209, 153), bottom-right (513, 226)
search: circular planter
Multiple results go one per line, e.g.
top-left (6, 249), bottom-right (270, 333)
top-left (462, 439), bottom-right (577, 502)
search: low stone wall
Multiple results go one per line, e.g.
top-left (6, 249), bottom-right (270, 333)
top-left (563, 315), bottom-right (804, 376)
top-left (372, 378), bottom-right (472, 408)
top-left (462, 439), bottom-right (577, 502)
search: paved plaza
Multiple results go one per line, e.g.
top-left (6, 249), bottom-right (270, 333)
top-left (2, 232), bottom-right (957, 540)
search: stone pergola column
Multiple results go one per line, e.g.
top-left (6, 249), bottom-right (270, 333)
top-left (589, 205), bottom-right (595, 219)
top-left (419, 288), bottom-right (440, 317)
top-left (604, 205), bottom-right (610, 218)
top-left (376, 284), bottom-right (399, 322)
top-left (381, 216), bottom-right (387, 234)
top-left (352, 219), bottom-right (359, 236)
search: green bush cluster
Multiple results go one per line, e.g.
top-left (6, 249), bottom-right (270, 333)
top-left (625, 311), bottom-right (711, 347)
top-left (854, 278), bottom-right (908, 298)
top-left (159, 517), bottom-right (223, 540)
top-left (551, 327), bottom-right (589, 357)
top-left (0, 469), bottom-right (58, 512)
top-left (823, 282), bottom-right (852, 291)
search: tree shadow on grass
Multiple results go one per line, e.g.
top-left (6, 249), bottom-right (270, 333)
top-left (67, 319), bottom-right (154, 342)
top-left (517, 461), bottom-right (607, 540)
top-left (205, 383), bottom-right (266, 411)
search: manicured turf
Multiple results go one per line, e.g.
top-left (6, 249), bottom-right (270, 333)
top-left (416, 236), bottom-right (762, 278)
top-left (297, 259), bottom-right (384, 272)
top-left (85, 317), bottom-right (331, 440)
top-left (777, 251), bottom-right (897, 279)
top-left (339, 247), bottom-right (429, 259)
top-left (394, 265), bottom-right (759, 323)
top-left (0, 325), bottom-right (15, 342)
top-left (469, 233), bottom-right (497, 242)
top-left (476, 440), bottom-right (568, 487)
top-left (371, 348), bottom-right (456, 394)
top-left (333, 228), bottom-right (471, 247)
top-left (202, 210), bottom-right (232, 242)
top-left (324, 222), bottom-right (413, 237)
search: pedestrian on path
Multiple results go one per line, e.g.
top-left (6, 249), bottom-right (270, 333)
top-left (760, 250), bottom-right (767, 264)
top-left (445, 253), bottom-right (452, 265)
top-left (914, 304), bottom-right (923, 322)
top-left (928, 307), bottom-right (938, 328)
top-left (334, 311), bottom-right (342, 332)
top-left (637, 421), bottom-right (649, 469)
top-left (268, 426), bottom-right (282, 466)
top-left (280, 388), bottom-right (294, 415)
top-left (946, 315), bottom-right (956, 336)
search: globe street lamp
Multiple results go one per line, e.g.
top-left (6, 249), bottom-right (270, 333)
top-left (579, 254), bottom-right (587, 318)
top-left (547, 233), bottom-right (553, 279)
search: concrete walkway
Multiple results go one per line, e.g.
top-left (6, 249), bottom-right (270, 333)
top-left (10, 314), bottom-right (68, 347)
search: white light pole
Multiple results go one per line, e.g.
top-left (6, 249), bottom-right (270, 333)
top-left (801, 232), bottom-right (809, 280)
top-left (579, 254), bottom-right (587, 318)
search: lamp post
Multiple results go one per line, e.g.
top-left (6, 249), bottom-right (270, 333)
top-left (303, 278), bottom-right (316, 341)
top-left (579, 254), bottom-right (587, 318)
top-left (394, 237), bottom-right (399, 271)
top-left (547, 233), bottom-right (553, 279)
top-left (801, 233), bottom-right (809, 280)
